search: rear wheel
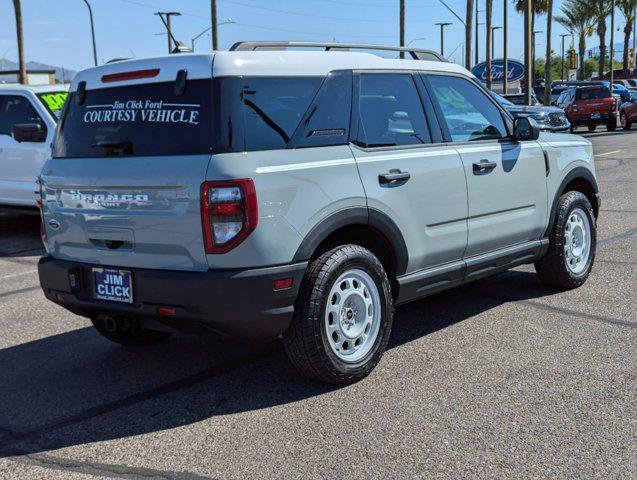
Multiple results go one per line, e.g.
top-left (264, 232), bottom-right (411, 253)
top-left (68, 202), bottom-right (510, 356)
top-left (621, 112), bottom-right (632, 130)
top-left (587, 125), bottom-right (597, 132)
top-left (283, 245), bottom-right (393, 385)
top-left (535, 191), bottom-right (596, 289)
top-left (91, 315), bottom-right (172, 346)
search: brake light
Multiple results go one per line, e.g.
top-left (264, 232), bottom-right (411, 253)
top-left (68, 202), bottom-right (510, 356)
top-left (101, 68), bottom-right (160, 83)
top-left (201, 179), bottom-right (258, 254)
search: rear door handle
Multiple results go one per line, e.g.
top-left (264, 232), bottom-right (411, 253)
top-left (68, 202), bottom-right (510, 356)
top-left (472, 160), bottom-right (497, 173)
top-left (379, 169), bottom-right (411, 185)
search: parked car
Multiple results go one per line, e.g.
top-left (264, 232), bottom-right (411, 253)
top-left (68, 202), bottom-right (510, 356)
top-left (37, 43), bottom-right (600, 384)
top-left (503, 92), bottom-right (542, 106)
top-left (495, 94), bottom-right (570, 132)
top-left (554, 85), bottom-right (617, 132)
top-left (603, 81), bottom-right (634, 103)
top-left (0, 84), bottom-right (68, 211)
top-left (619, 97), bottom-right (637, 129)
top-left (550, 84), bottom-right (571, 105)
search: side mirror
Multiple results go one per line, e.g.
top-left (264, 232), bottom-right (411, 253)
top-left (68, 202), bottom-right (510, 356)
top-left (12, 123), bottom-right (46, 143)
top-left (513, 116), bottom-right (540, 141)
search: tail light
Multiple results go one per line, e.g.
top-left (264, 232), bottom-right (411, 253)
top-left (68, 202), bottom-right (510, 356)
top-left (201, 179), bottom-right (258, 254)
top-left (36, 179), bottom-right (46, 244)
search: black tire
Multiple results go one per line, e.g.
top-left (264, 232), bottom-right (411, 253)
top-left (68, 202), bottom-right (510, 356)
top-left (621, 112), bottom-right (632, 130)
top-left (607, 119), bottom-right (617, 131)
top-left (569, 125), bottom-right (575, 133)
top-left (534, 191), bottom-right (596, 289)
top-left (587, 124), bottom-right (597, 132)
top-left (91, 315), bottom-right (172, 346)
top-left (283, 245), bottom-right (394, 385)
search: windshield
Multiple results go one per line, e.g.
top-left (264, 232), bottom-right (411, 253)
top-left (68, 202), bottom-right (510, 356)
top-left (53, 80), bottom-right (213, 158)
top-left (36, 91), bottom-right (68, 121)
top-left (576, 87), bottom-right (611, 100)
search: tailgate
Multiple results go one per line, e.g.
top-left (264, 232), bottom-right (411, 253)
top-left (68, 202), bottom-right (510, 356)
top-left (41, 155), bottom-right (211, 271)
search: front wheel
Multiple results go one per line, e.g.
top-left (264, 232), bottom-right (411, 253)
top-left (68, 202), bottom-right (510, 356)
top-left (621, 112), bottom-right (632, 130)
top-left (535, 191), bottom-right (596, 289)
top-left (588, 125), bottom-right (597, 132)
top-left (283, 245), bottom-right (394, 385)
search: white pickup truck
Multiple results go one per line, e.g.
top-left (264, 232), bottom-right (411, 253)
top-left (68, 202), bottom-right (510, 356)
top-left (0, 84), bottom-right (68, 212)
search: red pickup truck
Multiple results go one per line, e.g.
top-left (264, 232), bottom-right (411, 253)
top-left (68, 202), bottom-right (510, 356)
top-left (554, 85), bottom-right (617, 132)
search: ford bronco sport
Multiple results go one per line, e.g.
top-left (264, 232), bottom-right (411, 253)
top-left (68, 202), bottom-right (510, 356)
top-left (38, 43), bottom-right (600, 385)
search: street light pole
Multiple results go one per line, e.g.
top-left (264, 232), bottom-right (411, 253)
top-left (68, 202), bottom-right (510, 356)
top-left (400, 0), bottom-right (405, 59)
top-left (524, 0), bottom-right (533, 105)
top-left (532, 30), bottom-right (542, 86)
top-left (491, 26), bottom-right (501, 59)
top-left (475, 0), bottom-right (480, 64)
top-left (503, 0), bottom-right (508, 94)
top-left (436, 22), bottom-right (452, 56)
top-left (82, 0), bottom-right (98, 66)
top-left (191, 19), bottom-right (234, 51)
top-left (560, 33), bottom-right (570, 80)
top-left (610, 0), bottom-right (615, 96)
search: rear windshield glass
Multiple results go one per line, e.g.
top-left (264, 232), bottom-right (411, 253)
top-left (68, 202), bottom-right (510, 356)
top-left (576, 87), bottom-right (611, 100)
top-left (53, 79), bottom-right (212, 158)
top-left (36, 91), bottom-right (68, 121)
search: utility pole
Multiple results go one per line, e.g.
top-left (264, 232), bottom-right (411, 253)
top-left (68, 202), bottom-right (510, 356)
top-left (491, 26), bottom-right (501, 59)
top-left (524, 0), bottom-right (533, 105)
top-left (211, 0), bottom-right (218, 50)
top-left (503, 0), bottom-right (508, 94)
top-left (155, 11), bottom-right (181, 54)
top-left (400, 0), bottom-right (405, 59)
top-left (11, 0), bottom-right (27, 85)
top-left (485, 0), bottom-right (492, 89)
top-left (560, 33), bottom-right (568, 80)
top-left (633, 3), bottom-right (636, 69)
top-left (610, 0), bottom-right (615, 95)
top-left (82, 0), bottom-right (98, 66)
top-left (465, 0), bottom-right (474, 69)
top-left (436, 22), bottom-right (452, 56)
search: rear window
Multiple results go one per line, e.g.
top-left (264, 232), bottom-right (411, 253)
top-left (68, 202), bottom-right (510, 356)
top-left (36, 91), bottom-right (68, 121)
top-left (576, 87), bottom-right (611, 100)
top-left (53, 79), bottom-right (213, 158)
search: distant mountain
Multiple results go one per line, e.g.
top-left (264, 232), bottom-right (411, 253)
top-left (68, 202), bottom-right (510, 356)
top-left (0, 58), bottom-right (77, 83)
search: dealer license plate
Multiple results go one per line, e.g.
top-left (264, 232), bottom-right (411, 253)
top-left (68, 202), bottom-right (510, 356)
top-left (92, 268), bottom-right (133, 303)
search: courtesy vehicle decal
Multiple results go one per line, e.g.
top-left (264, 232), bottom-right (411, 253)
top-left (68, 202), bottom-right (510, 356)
top-left (82, 99), bottom-right (200, 125)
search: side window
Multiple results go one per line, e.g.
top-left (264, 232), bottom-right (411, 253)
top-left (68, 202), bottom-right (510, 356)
top-left (295, 71), bottom-right (352, 148)
top-left (427, 75), bottom-right (507, 142)
top-left (355, 73), bottom-right (431, 148)
top-left (0, 95), bottom-right (45, 137)
top-left (240, 77), bottom-right (322, 151)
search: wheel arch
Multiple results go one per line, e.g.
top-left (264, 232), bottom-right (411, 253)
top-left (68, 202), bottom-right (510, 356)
top-left (546, 167), bottom-right (600, 236)
top-left (292, 207), bottom-right (409, 289)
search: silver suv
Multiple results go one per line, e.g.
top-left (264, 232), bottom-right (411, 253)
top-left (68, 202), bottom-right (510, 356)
top-left (38, 43), bottom-right (600, 384)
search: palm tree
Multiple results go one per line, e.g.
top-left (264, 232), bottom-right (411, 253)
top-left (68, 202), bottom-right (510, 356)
top-left (12, 0), bottom-right (27, 85)
top-left (556, 0), bottom-right (596, 80)
top-left (465, 0), bottom-right (474, 69)
top-left (544, 0), bottom-right (554, 105)
top-left (618, 0), bottom-right (637, 71)
top-left (514, 0), bottom-right (549, 83)
top-left (587, 0), bottom-right (613, 77)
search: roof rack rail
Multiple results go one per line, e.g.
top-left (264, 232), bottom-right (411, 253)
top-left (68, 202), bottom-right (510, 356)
top-left (229, 41), bottom-right (447, 62)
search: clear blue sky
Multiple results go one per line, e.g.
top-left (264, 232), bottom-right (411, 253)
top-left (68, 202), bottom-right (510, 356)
top-left (0, 0), bottom-right (633, 72)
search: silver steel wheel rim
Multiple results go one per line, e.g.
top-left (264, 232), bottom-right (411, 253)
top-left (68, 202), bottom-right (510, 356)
top-left (324, 268), bottom-right (381, 363)
top-left (564, 207), bottom-right (591, 274)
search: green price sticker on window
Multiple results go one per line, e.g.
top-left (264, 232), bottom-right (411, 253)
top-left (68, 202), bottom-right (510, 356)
top-left (38, 92), bottom-right (68, 112)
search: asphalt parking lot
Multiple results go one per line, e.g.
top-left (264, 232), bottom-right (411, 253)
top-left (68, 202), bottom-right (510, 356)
top-left (0, 131), bottom-right (635, 479)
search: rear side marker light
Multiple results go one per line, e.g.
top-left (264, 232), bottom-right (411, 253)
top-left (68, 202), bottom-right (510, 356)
top-left (101, 68), bottom-right (160, 83)
top-left (274, 278), bottom-right (293, 291)
top-left (157, 307), bottom-right (176, 317)
top-left (201, 179), bottom-right (258, 254)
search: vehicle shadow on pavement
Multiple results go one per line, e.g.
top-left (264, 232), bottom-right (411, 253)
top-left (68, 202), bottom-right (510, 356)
top-left (0, 214), bottom-right (43, 258)
top-left (0, 268), bottom-right (559, 458)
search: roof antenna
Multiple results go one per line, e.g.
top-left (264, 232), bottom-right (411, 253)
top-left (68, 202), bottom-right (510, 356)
top-left (155, 12), bottom-right (192, 54)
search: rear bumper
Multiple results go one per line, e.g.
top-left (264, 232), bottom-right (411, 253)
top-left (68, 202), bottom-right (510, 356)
top-left (568, 113), bottom-right (615, 126)
top-left (38, 256), bottom-right (307, 340)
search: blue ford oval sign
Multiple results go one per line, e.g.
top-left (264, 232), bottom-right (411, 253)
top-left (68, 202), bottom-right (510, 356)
top-left (471, 59), bottom-right (525, 84)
